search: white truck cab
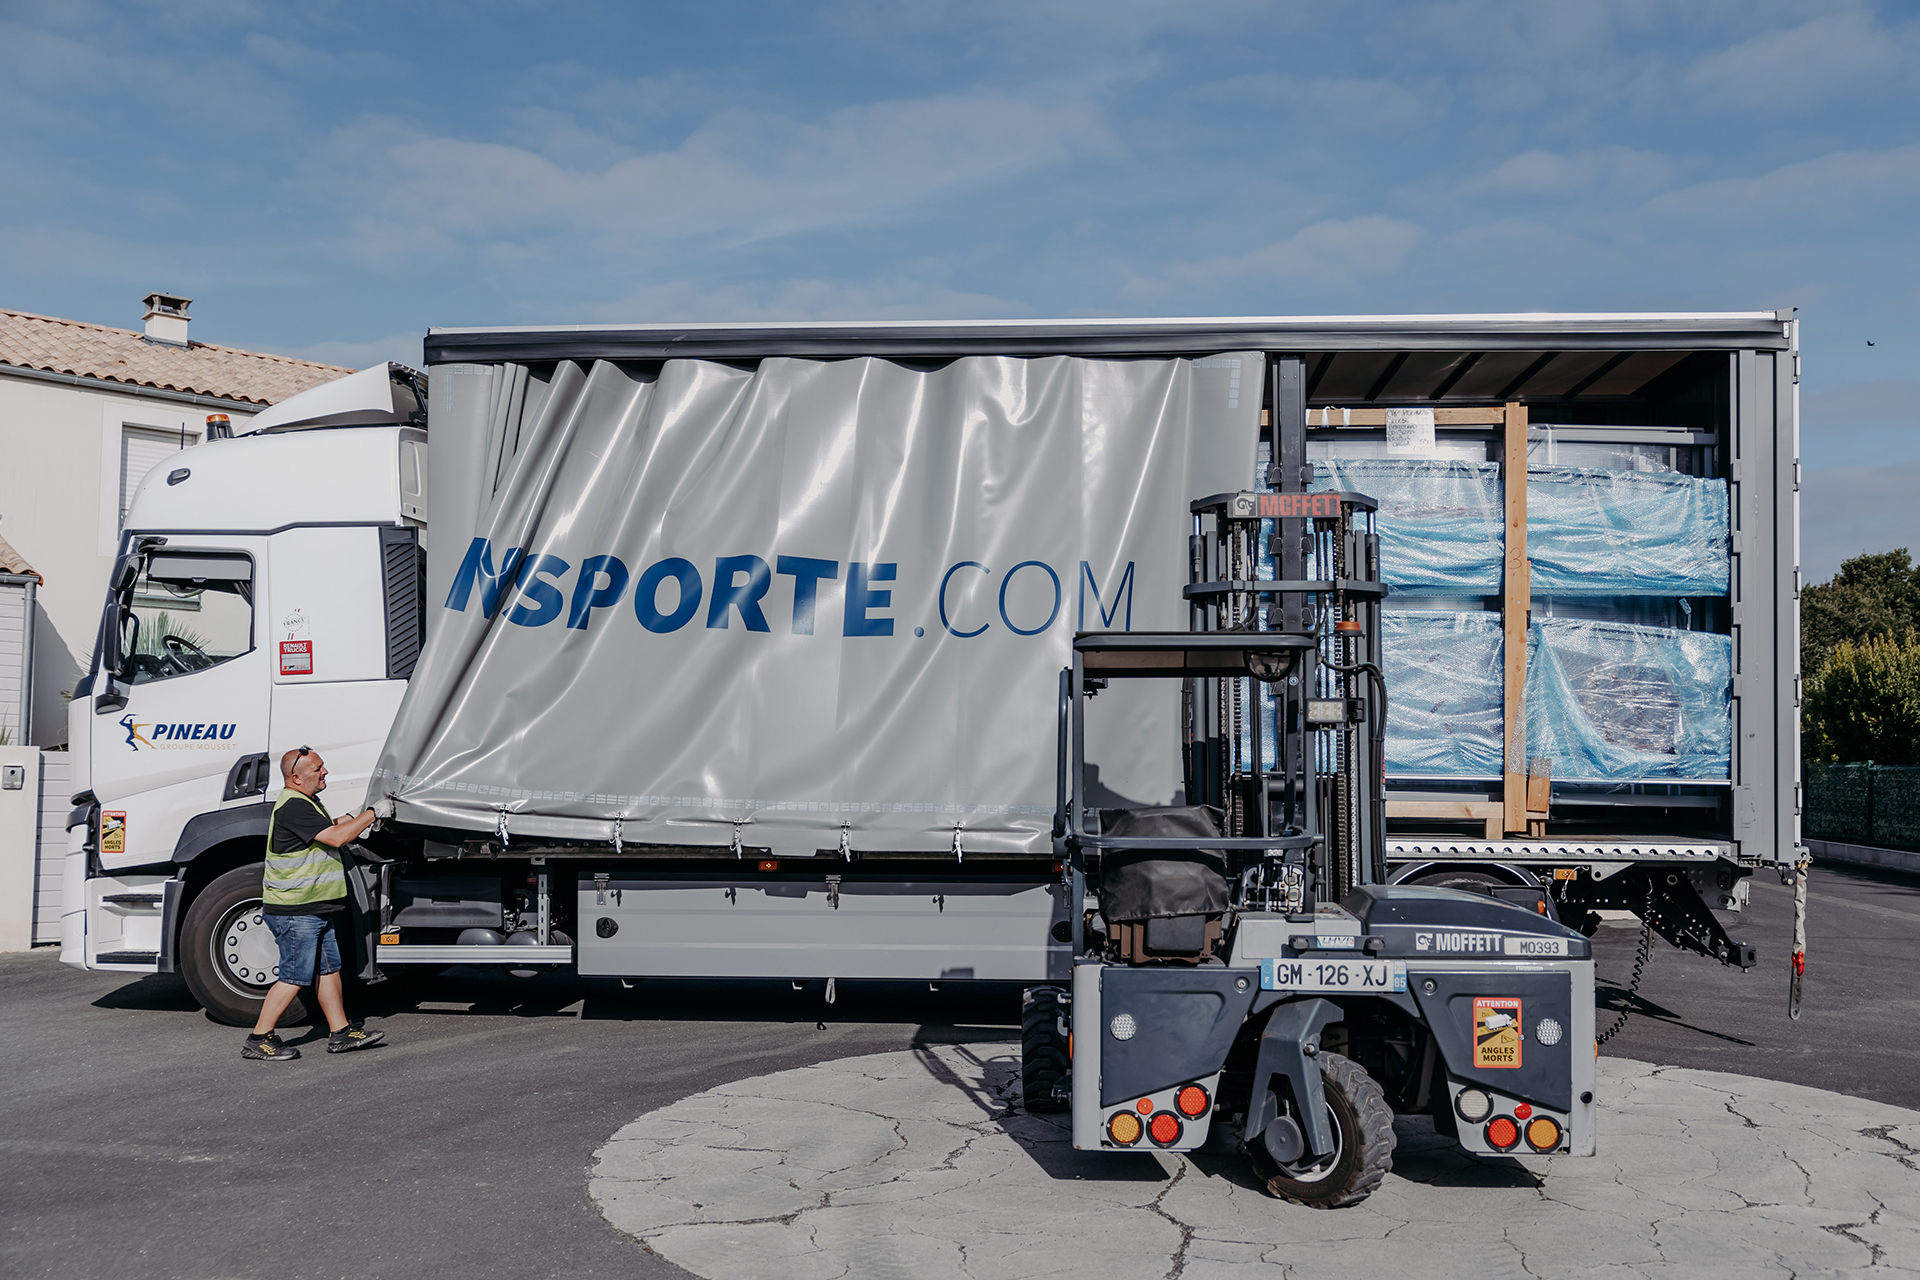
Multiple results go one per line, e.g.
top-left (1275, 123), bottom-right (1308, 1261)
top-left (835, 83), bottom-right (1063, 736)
top-left (61, 363), bottom-right (426, 1021)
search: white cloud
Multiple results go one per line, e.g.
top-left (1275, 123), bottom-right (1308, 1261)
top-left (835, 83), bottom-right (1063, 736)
top-left (1684, 6), bottom-right (1920, 108)
top-left (1121, 216), bottom-right (1425, 301)
top-left (314, 92), bottom-right (1113, 269)
top-left (1461, 146), bottom-right (1682, 200)
top-left (1643, 143), bottom-right (1920, 221)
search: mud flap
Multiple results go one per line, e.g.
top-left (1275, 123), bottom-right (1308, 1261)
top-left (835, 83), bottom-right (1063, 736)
top-left (1243, 997), bottom-right (1344, 1156)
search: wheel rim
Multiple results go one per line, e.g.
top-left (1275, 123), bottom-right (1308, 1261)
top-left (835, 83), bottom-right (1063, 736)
top-left (1277, 1101), bottom-right (1346, 1184)
top-left (211, 899), bottom-right (280, 997)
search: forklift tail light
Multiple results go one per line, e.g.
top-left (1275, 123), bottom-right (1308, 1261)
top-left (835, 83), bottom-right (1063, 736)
top-left (1175, 1085), bottom-right (1209, 1118)
top-left (1108, 1112), bottom-right (1142, 1145)
top-left (1485, 1116), bottom-right (1521, 1150)
top-left (1148, 1112), bottom-right (1182, 1146)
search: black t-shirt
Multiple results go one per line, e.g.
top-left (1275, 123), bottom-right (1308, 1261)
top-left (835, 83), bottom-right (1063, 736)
top-left (265, 794), bottom-right (347, 916)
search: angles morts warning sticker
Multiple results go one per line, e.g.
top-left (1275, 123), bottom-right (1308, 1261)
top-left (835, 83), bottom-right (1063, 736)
top-left (1473, 997), bottom-right (1523, 1068)
top-left (101, 811), bottom-right (127, 855)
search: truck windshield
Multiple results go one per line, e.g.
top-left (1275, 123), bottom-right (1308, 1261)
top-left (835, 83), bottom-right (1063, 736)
top-left (122, 552), bottom-right (254, 685)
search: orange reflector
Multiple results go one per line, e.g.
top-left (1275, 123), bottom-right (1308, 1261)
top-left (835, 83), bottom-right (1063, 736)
top-left (758, 859), bottom-right (779, 871)
top-left (1108, 1112), bottom-right (1142, 1145)
top-left (1149, 1113), bottom-right (1182, 1145)
top-left (1136, 1098), bottom-right (1153, 1114)
top-left (379, 933), bottom-right (401, 946)
top-left (1486, 1117), bottom-right (1521, 1150)
top-left (1526, 1117), bottom-right (1562, 1151)
top-left (1176, 1085), bottom-right (1210, 1118)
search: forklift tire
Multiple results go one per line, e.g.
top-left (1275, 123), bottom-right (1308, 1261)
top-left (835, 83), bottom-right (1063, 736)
top-left (1021, 986), bottom-right (1071, 1112)
top-left (1250, 1051), bottom-right (1395, 1209)
top-left (178, 863), bottom-right (314, 1028)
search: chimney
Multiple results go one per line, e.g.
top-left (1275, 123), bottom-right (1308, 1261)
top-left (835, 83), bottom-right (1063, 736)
top-left (142, 292), bottom-right (192, 346)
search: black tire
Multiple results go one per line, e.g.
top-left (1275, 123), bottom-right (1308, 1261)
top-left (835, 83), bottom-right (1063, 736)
top-left (1408, 869), bottom-right (1513, 894)
top-left (178, 863), bottom-right (312, 1028)
top-left (1021, 985), bottom-right (1071, 1112)
top-left (1249, 1051), bottom-right (1395, 1209)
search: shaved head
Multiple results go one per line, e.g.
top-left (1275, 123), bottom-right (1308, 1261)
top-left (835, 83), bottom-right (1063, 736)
top-left (280, 747), bottom-right (328, 795)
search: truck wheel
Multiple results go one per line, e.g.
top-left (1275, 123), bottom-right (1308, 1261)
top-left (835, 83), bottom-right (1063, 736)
top-left (1251, 1052), bottom-right (1395, 1209)
top-left (1021, 986), bottom-right (1070, 1112)
top-left (1409, 869), bottom-right (1512, 893)
top-left (178, 863), bottom-right (310, 1028)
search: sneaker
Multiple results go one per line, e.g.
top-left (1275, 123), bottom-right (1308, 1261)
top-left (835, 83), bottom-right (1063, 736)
top-left (327, 1024), bottom-right (385, 1054)
top-left (241, 1032), bottom-right (301, 1061)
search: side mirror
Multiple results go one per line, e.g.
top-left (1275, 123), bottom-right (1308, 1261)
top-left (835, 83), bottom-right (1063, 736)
top-left (110, 556), bottom-right (139, 594)
top-left (94, 680), bottom-right (129, 715)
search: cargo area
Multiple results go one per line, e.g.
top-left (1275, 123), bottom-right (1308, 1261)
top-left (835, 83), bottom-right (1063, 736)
top-left (1240, 342), bottom-right (1793, 861)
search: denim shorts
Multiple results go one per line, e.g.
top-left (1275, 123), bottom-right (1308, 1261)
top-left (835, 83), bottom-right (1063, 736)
top-left (264, 913), bottom-right (342, 987)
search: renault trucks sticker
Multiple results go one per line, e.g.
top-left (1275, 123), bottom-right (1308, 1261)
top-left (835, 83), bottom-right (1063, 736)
top-left (101, 811), bottom-right (127, 855)
top-left (119, 714), bottom-right (238, 750)
top-left (1474, 997), bottom-right (1523, 1068)
top-left (279, 640), bottom-right (313, 674)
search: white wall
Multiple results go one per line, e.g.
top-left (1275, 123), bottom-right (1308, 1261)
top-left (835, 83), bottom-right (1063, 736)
top-left (0, 375), bottom-right (256, 746)
top-left (0, 747), bottom-right (40, 951)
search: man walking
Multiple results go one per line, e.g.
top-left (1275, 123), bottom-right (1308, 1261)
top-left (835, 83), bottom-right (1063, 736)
top-left (242, 746), bottom-right (388, 1061)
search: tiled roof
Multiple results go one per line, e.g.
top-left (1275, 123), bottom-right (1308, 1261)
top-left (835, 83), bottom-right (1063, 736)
top-left (0, 530), bottom-right (38, 580)
top-left (0, 307), bottom-right (355, 406)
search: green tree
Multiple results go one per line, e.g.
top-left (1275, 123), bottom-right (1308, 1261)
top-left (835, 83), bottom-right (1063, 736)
top-left (1802, 549), bottom-right (1920, 677)
top-left (1802, 630), bottom-right (1920, 764)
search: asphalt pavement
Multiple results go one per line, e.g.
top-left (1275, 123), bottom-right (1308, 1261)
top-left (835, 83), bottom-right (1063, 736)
top-left (4, 856), bottom-right (1916, 1279)
top-left (1590, 857), bottom-right (1920, 1110)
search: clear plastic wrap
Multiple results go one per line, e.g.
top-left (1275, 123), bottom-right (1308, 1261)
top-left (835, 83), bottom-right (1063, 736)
top-left (1309, 458), bottom-right (1729, 597)
top-left (1524, 617), bottom-right (1731, 781)
top-left (1381, 610), bottom-right (1506, 777)
top-left (1309, 459), bottom-right (1502, 593)
top-left (1526, 465), bottom-right (1729, 596)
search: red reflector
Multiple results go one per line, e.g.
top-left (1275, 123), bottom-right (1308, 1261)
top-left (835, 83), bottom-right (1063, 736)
top-left (1486, 1117), bottom-right (1521, 1150)
top-left (1149, 1113), bottom-right (1182, 1145)
top-left (1136, 1098), bottom-right (1153, 1114)
top-left (1514, 1103), bottom-right (1533, 1120)
top-left (1176, 1085), bottom-right (1209, 1118)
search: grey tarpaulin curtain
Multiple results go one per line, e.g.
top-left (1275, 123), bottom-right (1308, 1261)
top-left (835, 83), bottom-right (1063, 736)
top-left (377, 353), bottom-right (1260, 856)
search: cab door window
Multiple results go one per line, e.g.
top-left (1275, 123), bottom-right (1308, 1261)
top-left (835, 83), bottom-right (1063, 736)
top-left (123, 552), bottom-right (255, 685)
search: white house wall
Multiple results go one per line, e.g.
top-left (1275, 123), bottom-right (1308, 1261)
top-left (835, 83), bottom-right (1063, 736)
top-left (0, 374), bottom-right (255, 746)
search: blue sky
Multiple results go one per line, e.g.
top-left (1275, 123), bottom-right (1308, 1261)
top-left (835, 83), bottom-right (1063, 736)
top-left (3, 1), bottom-right (1915, 579)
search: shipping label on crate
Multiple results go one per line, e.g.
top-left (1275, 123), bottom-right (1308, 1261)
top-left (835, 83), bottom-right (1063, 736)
top-left (279, 640), bottom-right (313, 675)
top-left (1473, 997), bottom-right (1523, 1068)
top-left (1385, 406), bottom-right (1437, 456)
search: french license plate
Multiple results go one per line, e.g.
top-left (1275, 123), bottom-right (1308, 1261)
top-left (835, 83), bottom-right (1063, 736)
top-left (1261, 957), bottom-right (1407, 993)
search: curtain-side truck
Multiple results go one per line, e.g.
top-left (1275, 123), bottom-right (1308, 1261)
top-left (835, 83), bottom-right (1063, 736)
top-left (61, 315), bottom-right (1800, 1206)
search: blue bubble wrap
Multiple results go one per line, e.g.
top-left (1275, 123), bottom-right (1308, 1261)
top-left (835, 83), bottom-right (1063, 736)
top-left (1310, 459), bottom-right (1503, 593)
top-left (1524, 617), bottom-right (1731, 782)
top-left (1527, 466), bottom-right (1729, 596)
top-left (1381, 610), bottom-right (1507, 777)
top-left (1379, 612), bottom-right (1731, 781)
top-left (1311, 459), bottom-right (1729, 597)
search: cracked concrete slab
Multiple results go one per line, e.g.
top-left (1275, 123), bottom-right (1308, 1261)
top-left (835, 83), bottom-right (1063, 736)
top-left (589, 1045), bottom-right (1920, 1280)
